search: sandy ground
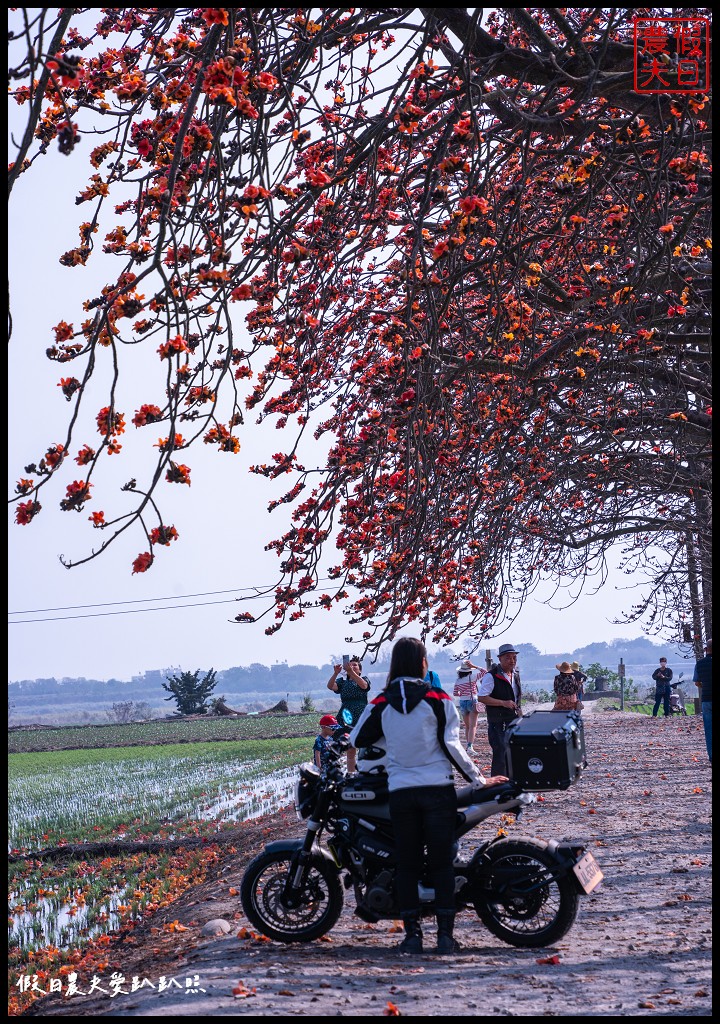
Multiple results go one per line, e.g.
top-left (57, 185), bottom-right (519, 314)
top-left (23, 711), bottom-right (711, 1017)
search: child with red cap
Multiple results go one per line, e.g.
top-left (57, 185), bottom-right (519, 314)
top-left (313, 714), bottom-right (338, 771)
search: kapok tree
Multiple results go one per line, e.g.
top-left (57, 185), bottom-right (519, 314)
top-left (8, 9), bottom-right (712, 656)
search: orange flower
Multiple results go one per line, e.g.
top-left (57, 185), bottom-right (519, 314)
top-left (232, 981), bottom-right (256, 998)
top-left (163, 920), bottom-right (188, 932)
top-left (254, 71), bottom-right (278, 91)
top-left (15, 500), bottom-right (41, 525)
top-left (58, 376), bottom-right (81, 400)
top-left (202, 8), bottom-right (229, 26)
top-left (231, 284), bottom-right (252, 300)
top-left (45, 444), bottom-right (66, 469)
top-left (165, 462), bottom-right (192, 485)
top-left (158, 335), bottom-right (190, 360)
top-left (150, 525), bottom-right (179, 546)
top-left (132, 551), bottom-right (153, 574)
top-left (96, 407), bottom-right (126, 436)
top-left (132, 404), bottom-right (163, 427)
top-left (53, 320), bottom-right (74, 342)
top-left (60, 480), bottom-right (92, 509)
top-left (75, 444), bottom-right (95, 465)
top-left (459, 195), bottom-right (490, 215)
top-left (306, 168), bottom-right (331, 187)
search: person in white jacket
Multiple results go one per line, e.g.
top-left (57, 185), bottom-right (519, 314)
top-left (350, 636), bottom-right (507, 955)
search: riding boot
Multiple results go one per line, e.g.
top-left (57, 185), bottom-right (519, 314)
top-left (435, 909), bottom-right (460, 954)
top-left (398, 910), bottom-right (423, 954)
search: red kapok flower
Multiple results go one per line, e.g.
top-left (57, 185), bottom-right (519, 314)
top-left (158, 335), bottom-right (190, 360)
top-left (53, 320), bottom-right (74, 342)
top-left (75, 445), bottom-right (96, 465)
top-left (132, 551), bottom-right (153, 574)
top-left (254, 71), bottom-right (278, 91)
top-left (305, 168), bottom-right (331, 187)
top-left (60, 480), bottom-right (92, 510)
top-left (202, 9), bottom-right (229, 26)
top-left (96, 407), bottom-right (126, 436)
top-left (150, 525), bottom-right (179, 546)
top-left (165, 462), bottom-right (191, 485)
top-left (58, 377), bottom-right (81, 401)
top-left (15, 500), bottom-right (42, 525)
top-left (44, 444), bottom-right (66, 469)
top-left (132, 404), bottom-right (163, 428)
top-left (459, 195), bottom-right (490, 215)
top-left (155, 434), bottom-right (184, 452)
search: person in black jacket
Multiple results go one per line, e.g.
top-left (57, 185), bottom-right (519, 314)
top-left (477, 643), bottom-right (522, 776)
top-left (651, 657), bottom-right (673, 718)
top-left (693, 639), bottom-right (712, 763)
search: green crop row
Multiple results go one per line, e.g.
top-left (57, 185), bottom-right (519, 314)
top-left (8, 713), bottom-right (322, 753)
top-left (9, 737), bottom-right (314, 849)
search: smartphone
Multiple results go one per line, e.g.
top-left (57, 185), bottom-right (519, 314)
top-left (342, 654), bottom-right (350, 670)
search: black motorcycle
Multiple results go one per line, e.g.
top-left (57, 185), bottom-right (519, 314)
top-left (241, 729), bottom-right (603, 948)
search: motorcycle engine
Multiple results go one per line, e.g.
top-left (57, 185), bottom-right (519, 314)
top-left (360, 869), bottom-right (395, 915)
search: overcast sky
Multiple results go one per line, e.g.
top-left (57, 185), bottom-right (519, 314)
top-left (8, 14), bottom-right (655, 683)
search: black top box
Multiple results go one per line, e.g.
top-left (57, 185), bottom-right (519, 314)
top-left (506, 710), bottom-right (587, 791)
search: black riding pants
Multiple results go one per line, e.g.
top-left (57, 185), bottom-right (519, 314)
top-left (389, 784), bottom-right (457, 914)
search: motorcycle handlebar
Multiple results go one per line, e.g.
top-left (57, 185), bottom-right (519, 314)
top-left (328, 733), bottom-right (351, 755)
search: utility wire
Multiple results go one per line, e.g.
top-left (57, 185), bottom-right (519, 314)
top-left (9, 598), bottom-right (244, 624)
top-left (9, 586), bottom-right (271, 616)
top-left (8, 576), bottom-right (337, 624)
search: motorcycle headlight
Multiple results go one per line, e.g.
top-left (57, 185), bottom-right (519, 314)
top-left (294, 762), bottom-right (320, 820)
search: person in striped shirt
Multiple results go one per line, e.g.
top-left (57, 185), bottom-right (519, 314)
top-left (452, 659), bottom-right (485, 752)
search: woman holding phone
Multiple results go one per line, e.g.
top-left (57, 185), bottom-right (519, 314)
top-left (327, 654), bottom-right (371, 773)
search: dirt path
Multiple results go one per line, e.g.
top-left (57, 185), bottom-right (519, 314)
top-left (24, 713), bottom-right (711, 1017)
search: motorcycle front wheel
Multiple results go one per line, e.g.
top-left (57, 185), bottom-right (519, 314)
top-left (473, 838), bottom-right (579, 947)
top-left (240, 849), bottom-right (344, 943)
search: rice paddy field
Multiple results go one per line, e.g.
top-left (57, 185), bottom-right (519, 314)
top-left (8, 712), bottom-right (322, 752)
top-left (9, 738), bottom-right (310, 849)
top-left (8, 717), bottom-right (319, 1011)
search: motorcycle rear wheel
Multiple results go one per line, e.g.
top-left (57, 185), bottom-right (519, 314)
top-left (474, 838), bottom-right (579, 947)
top-left (240, 849), bottom-right (343, 943)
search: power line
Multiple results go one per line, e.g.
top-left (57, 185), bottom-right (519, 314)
top-left (8, 597), bottom-right (244, 624)
top-left (8, 576), bottom-right (337, 624)
top-left (8, 586), bottom-right (268, 616)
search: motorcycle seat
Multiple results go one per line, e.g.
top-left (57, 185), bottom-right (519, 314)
top-left (456, 781), bottom-right (519, 808)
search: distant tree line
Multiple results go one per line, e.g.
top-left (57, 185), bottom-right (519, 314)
top-left (9, 636), bottom-right (691, 709)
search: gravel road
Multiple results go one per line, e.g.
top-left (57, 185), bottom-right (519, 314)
top-left (25, 711), bottom-right (711, 1017)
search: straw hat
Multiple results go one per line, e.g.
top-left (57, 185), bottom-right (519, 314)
top-left (556, 661), bottom-right (573, 673)
top-left (571, 661), bottom-right (581, 672)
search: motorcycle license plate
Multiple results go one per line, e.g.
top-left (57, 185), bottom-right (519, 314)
top-left (572, 851), bottom-right (604, 893)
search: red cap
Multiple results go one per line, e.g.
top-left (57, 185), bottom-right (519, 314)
top-left (319, 714), bottom-right (338, 727)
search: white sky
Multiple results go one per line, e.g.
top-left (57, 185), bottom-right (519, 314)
top-left (7, 14), bottom-right (650, 683)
